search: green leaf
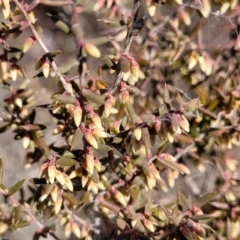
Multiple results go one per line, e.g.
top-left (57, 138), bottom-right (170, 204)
top-left (33, 135), bottom-right (53, 160)
top-left (103, 55), bottom-right (117, 68)
top-left (196, 191), bottom-right (217, 208)
top-left (82, 89), bottom-right (105, 104)
top-left (98, 18), bottom-right (121, 27)
top-left (156, 157), bottom-right (179, 172)
top-left (158, 139), bottom-right (169, 153)
top-left (14, 205), bottom-right (22, 224)
top-left (71, 128), bottom-right (83, 149)
top-left (125, 84), bottom-right (141, 95)
top-left (0, 158), bottom-right (3, 184)
top-left (62, 192), bottom-right (78, 206)
top-left (190, 214), bottom-right (214, 221)
top-left (0, 183), bottom-right (6, 190)
top-left (62, 151), bottom-right (76, 159)
top-left (161, 205), bottom-right (180, 226)
top-left (16, 220), bottom-right (31, 228)
top-left (125, 101), bottom-right (137, 123)
top-left (8, 179), bottom-right (25, 196)
top-left (51, 94), bottom-right (76, 104)
top-left (178, 191), bottom-right (191, 211)
top-left (56, 157), bottom-right (77, 167)
top-left (90, 169), bottom-right (99, 183)
top-left (97, 143), bottom-right (112, 153)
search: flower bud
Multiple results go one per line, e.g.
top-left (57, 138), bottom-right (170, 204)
top-left (83, 152), bottom-right (94, 175)
top-left (39, 161), bottom-right (48, 178)
top-left (23, 134), bottom-right (30, 149)
top-left (73, 106), bottom-right (82, 127)
top-left (85, 132), bottom-right (98, 149)
top-left (142, 215), bottom-right (155, 232)
top-left (65, 222), bottom-right (72, 238)
top-left (72, 222), bottom-right (81, 238)
top-left (51, 184), bottom-right (58, 202)
top-left (81, 174), bottom-right (89, 188)
top-left (47, 165), bottom-right (56, 184)
top-left (84, 43), bottom-right (101, 58)
top-left (23, 37), bottom-right (35, 53)
top-left (63, 174), bottom-right (73, 191)
top-left (111, 188), bottom-right (128, 206)
top-left (134, 127), bottom-right (142, 141)
top-left (10, 65), bottom-right (18, 81)
top-left (55, 170), bottom-right (65, 185)
top-left (55, 195), bottom-right (63, 214)
top-left (69, 167), bottom-right (81, 179)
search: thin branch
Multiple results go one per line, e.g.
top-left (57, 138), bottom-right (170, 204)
top-left (63, 201), bottom-right (100, 235)
top-left (0, 189), bottom-right (60, 240)
top-left (174, 143), bottom-right (195, 161)
top-left (13, 0), bottom-right (73, 96)
top-left (110, 0), bottom-right (141, 94)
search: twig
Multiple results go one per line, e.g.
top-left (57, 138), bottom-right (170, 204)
top-left (0, 189), bottom-right (60, 240)
top-left (110, 0), bottom-right (141, 94)
top-left (174, 143), bottom-right (195, 161)
top-left (13, 0), bottom-right (73, 96)
top-left (63, 201), bottom-right (100, 235)
top-left (199, 106), bottom-right (218, 120)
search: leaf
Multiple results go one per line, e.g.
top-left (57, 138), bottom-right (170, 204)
top-left (184, 98), bottom-right (201, 112)
top-left (164, 84), bottom-right (171, 104)
top-left (16, 220), bottom-right (31, 229)
top-left (0, 183), bottom-right (7, 190)
top-left (190, 214), bottom-right (214, 221)
top-left (125, 84), bottom-right (141, 95)
top-left (62, 192), bottom-right (78, 206)
top-left (156, 157), bottom-right (179, 171)
top-left (71, 128), bottom-right (83, 149)
top-left (178, 191), bottom-right (191, 211)
top-left (97, 143), bottom-right (112, 153)
top-left (62, 150), bottom-right (76, 159)
top-left (98, 18), bottom-right (121, 27)
top-left (56, 157), bottom-right (77, 167)
top-left (82, 89), bottom-right (105, 104)
top-left (7, 46), bottom-right (23, 53)
top-left (51, 94), bottom-right (76, 104)
top-left (8, 179), bottom-right (25, 196)
top-left (117, 219), bottom-right (127, 230)
top-left (33, 135), bottom-right (53, 160)
top-left (103, 55), bottom-right (117, 69)
top-left (125, 101), bottom-right (137, 123)
top-left (90, 169), bottom-right (99, 183)
top-left (0, 158), bottom-right (3, 184)
top-left (14, 205), bottom-right (22, 224)
top-left (161, 205), bottom-right (180, 226)
top-left (195, 191), bottom-right (217, 208)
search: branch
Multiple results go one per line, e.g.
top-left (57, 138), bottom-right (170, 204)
top-left (0, 189), bottom-right (60, 240)
top-left (110, 0), bottom-right (141, 94)
top-left (63, 201), bottom-right (100, 235)
top-left (13, 0), bottom-right (73, 96)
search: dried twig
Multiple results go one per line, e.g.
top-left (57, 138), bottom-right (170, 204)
top-left (13, 0), bottom-right (73, 96)
top-left (110, 0), bottom-right (141, 94)
top-left (63, 201), bottom-right (100, 235)
top-left (0, 189), bottom-right (60, 240)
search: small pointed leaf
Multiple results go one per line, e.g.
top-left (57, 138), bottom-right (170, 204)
top-left (8, 179), bottom-right (25, 196)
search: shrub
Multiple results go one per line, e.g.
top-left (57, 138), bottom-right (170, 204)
top-left (0, 0), bottom-right (240, 239)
